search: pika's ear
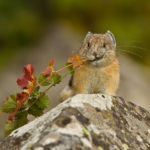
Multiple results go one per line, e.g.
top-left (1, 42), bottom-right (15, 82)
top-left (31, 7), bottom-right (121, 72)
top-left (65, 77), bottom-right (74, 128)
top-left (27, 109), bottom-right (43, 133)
top-left (84, 31), bottom-right (92, 42)
top-left (106, 30), bottom-right (116, 48)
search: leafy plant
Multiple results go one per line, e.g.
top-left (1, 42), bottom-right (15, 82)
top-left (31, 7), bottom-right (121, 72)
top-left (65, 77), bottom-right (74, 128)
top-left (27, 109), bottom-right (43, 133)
top-left (0, 53), bottom-right (85, 135)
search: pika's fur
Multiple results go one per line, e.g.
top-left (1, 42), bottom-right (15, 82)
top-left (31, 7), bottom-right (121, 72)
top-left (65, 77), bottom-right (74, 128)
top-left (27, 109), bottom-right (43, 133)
top-left (60, 31), bottom-right (120, 101)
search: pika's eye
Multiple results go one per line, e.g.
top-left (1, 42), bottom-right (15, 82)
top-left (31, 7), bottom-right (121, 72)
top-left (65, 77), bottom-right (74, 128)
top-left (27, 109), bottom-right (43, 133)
top-left (103, 43), bottom-right (106, 48)
top-left (87, 42), bottom-right (90, 48)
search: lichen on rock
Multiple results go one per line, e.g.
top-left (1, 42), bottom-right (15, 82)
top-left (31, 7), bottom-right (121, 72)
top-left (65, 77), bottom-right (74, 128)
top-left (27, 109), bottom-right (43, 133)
top-left (0, 94), bottom-right (150, 150)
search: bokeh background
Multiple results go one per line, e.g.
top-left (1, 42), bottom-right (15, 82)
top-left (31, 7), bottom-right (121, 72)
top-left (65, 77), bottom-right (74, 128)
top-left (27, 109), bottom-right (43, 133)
top-left (0, 0), bottom-right (150, 139)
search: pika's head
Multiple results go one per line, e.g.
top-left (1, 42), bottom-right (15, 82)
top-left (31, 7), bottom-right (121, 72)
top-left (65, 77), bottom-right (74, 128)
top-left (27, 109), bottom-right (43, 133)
top-left (79, 31), bottom-right (116, 66)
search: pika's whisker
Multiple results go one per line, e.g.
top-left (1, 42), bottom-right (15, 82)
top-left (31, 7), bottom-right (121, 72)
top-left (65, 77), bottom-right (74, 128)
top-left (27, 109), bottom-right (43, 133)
top-left (117, 45), bottom-right (148, 51)
top-left (117, 40), bottom-right (144, 44)
top-left (117, 49), bottom-right (143, 59)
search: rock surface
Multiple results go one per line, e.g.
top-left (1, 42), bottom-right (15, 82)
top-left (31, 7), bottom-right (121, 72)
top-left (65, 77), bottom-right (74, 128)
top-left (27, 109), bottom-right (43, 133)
top-left (0, 94), bottom-right (150, 150)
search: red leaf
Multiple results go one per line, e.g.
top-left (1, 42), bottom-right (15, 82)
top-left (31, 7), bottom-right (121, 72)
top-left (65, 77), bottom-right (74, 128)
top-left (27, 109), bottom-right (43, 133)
top-left (17, 64), bottom-right (35, 89)
top-left (17, 92), bottom-right (28, 103)
top-left (25, 77), bottom-right (37, 95)
top-left (46, 76), bottom-right (51, 81)
top-left (8, 111), bottom-right (17, 121)
top-left (8, 91), bottom-right (29, 121)
top-left (42, 67), bottom-right (52, 76)
top-left (73, 55), bottom-right (82, 68)
top-left (48, 58), bottom-right (55, 68)
top-left (23, 64), bottom-right (34, 81)
top-left (8, 101), bottom-right (21, 121)
top-left (42, 59), bottom-right (55, 76)
top-left (17, 76), bottom-right (28, 89)
top-left (67, 53), bottom-right (74, 63)
top-left (17, 93), bottom-right (24, 102)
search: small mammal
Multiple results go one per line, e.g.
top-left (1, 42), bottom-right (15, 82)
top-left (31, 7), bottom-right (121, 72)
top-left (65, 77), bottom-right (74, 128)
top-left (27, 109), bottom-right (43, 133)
top-left (60, 31), bottom-right (120, 101)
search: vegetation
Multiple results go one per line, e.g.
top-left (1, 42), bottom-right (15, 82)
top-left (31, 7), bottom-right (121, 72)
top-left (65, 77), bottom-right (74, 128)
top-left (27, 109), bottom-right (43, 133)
top-left (0, 0), bottom-right (150, 70)
top-left (0, 53), bottom-right (84, 135)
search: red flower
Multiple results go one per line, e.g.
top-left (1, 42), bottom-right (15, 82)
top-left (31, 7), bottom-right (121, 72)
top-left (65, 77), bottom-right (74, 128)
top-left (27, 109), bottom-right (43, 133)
top-left (17, 92), bottom-right (29, 103)
top-left (25, 77), bottom-right (37, 94)
top-left (17, 76), bottom-right (28, 89)
top-left (8, 101), bottom-right (21, 121)
top-left (17, 93), bottom-right (24, 103)
top-left (42, 58), bottom-right (55, 76)
top-left (67, 53), bottom-right (83, 68)
top-left (67, 53), bottom-right (75, 63)
top-left (23, 64), bottom-right (34, 81)
top-left (8, 92), bottom-right (29, 121)
top-left (9, 64), bottom-right (36, 121)
top-left (42, 67), bottom-right (52, 76)
top-left (8, 111), bottom-right (17, 121)
top-left (73, 55), bottom-right (82, 68)
top-left (48, 58), bottom-right (55, 68)
top-left (17, 64), bottom-right (34, 89)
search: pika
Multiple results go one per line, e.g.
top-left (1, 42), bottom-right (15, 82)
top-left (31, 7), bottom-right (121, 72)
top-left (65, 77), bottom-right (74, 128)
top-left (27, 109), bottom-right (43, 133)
top-left (60, 31), bottom-right (120, 101)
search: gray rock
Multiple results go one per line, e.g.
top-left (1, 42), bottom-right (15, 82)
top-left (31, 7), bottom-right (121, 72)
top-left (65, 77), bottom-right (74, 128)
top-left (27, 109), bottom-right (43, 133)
top-left (0, 94), bottom-right (150, 150)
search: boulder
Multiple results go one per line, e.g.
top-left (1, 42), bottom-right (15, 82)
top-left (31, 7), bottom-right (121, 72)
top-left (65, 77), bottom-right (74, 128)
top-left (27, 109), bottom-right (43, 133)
top-left (0, 94), bottom-right (150, 150)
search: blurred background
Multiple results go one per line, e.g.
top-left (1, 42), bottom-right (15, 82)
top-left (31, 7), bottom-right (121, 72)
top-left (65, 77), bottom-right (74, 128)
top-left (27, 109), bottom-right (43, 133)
top-left (0, 0), bottom-right (150, 139)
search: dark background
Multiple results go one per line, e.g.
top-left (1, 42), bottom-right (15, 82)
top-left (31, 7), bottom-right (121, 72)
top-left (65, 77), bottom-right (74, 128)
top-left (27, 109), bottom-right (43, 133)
top-left (0, 0), bottom-right (150, 139)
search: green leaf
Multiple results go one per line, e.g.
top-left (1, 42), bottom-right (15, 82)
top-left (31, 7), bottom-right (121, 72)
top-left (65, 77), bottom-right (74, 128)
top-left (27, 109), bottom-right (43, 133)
top-left (5, 111), bottom-right (28, 135)
top-left (65, 62), bottom-right (75, 75)
top-left (27, 93), bottom-right (50, 117)
top-left (50, 73), bottom-right (61, 85)
top-left (38, 74), bottom-right (51, 86)
top-left (27, 97), bottom-right (36, 106)
top-left (1, 95), bottom-right (17, 113)
top-left (28, 104), bottom-right (43, 117)
top-left (30, 86), bottom-right (40, 97)
top-left (15, 111), bottom-right (28, 127)
top-left (36, 93), bottom-right (50, 109)
top-left (5, 120), bottom-right (17, 135)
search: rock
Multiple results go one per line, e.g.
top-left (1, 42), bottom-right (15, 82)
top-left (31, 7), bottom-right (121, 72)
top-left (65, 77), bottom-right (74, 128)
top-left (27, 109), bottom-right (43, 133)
top-left (0, 94), bottom-right (150, 150)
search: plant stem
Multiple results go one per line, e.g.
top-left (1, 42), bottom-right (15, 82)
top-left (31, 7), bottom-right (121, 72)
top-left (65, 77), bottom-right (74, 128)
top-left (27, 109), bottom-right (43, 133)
top-left (38, 63), bottom-right (73, 86)
top-left (27, 70), bottom-right (73, 110)
top-left (55, 64), bottom-right (72, 73)
top-left (43, 70), bottom-right (73, 93)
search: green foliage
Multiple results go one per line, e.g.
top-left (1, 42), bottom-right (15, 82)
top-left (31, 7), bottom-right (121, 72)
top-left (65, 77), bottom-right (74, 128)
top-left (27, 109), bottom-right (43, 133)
top-left (1, 0), bottom-right (150, 71)
top-left (15, 111), bottom-right (28, 127)
top-left (28, 93), bottom-right (50, 117)
top-left (0, 0), bottom-right (47, 71)
top-left (0, 95), bottom-right (17, 113)
top-left (28, 104), bottom-right (43, 117)
top-left (38, 74), bottom-right (51, 86)
top-left (2, 87), bottom-right (50, 134)
top-left (50, 73), bottom-right (61, 85)
top-left (30, 86), bottom-right (40, 97)
top-left (1, 53), bottom-right (82, 135)
top-left (1, 54), bottom-right (82, 135)
top-left (38, 73), bottom-right (61, 86)
top-left (36, 93), bottom-right (50, 109)
top-left (5, 111), bottom-right (28, 135)
top-left (65, 62), bottom-right (75, 74)
top-left (5, 120), bottom-right (17, 136)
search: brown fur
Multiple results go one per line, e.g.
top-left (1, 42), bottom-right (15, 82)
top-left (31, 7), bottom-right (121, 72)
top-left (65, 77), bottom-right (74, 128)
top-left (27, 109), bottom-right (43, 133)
top-left (60, 31), bottom-right (120, 101)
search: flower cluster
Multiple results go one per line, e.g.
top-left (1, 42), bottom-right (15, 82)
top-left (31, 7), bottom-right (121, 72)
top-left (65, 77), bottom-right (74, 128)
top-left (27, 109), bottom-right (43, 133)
top-left (1, 53), bottom-right (85, 135)
top-left (8, 64), bottom-right (37, 121)
top-left (67, 53), bottom-right (83, 68)
top-left (42, 58), bottom-right (55, 77)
